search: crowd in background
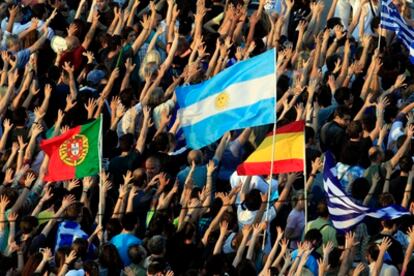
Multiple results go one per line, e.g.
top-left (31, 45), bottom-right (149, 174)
top-left (2, 0), bottom-right (414, 275)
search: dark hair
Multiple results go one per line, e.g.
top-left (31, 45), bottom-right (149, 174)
top-left (304, 229), bottom-right (322, 244)
top-left (83, 260), bottom-right (99, 276)
top-left (333, 106), bottom-right (351, 120)
top-left (236, 259), bottom-right (257, 275)
top-left (22, 253), bottom-right (45, 276)
top-left (147, 261), bottom-right (167, 275)
top-left (382, 219), bottom-right (396, 229)
top-left (347, 121), bottom-right (363, 139)
top-left (98, 243), bottom-right (123, 274)
top-left (65, 202), bottom-right (83, 220)
top-left (105, 218), bottom-right (122, 240)
top-left (305, 126), bottom-right (315, 144)
top-left (367, 243), bottom-right (380, 261)
top-left (350, 178), bottom-right (370, 200)
top-left (399, 155), bottom-right (413, 173)
top-left (121, 212), bottom-right (138, 231)
top-left (12, 107), bottom-right (27, 126)
top-left (119, 88), bottom-right (135, 108)
top-left (243, 189), bottom-right (262, 211)
top-left (72, 238), bottom-right (89, 260)
top-left (119, 134), bottom-right (134, 152)
top-left (334, 87), bottom-right (352, 105)
top-left (128, 245), bottom-right (147, 264)
top-left (20, 216), bottom-right (38, 234)
top-left (151, 133), bottom-right (170, 153)
top-left (316, 201), bottom-right (329, 218)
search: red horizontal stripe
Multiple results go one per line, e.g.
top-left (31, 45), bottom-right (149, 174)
top-left (266, 120), bottom-right (305, 137)
top-left (237, 159), bottom-right (304, 175)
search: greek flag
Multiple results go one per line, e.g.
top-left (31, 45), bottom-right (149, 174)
top-left (175, 49), bottom-right (276, 149)
top-left (323, 152), bottom-right (409, 231)
top-left (380, 0), bottom-right (414, 63)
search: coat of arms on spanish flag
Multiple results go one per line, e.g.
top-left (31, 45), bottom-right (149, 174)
top-left (237, 121), bottom-right (305, 175)
top-left (40, 118), bottom-right (101, 181)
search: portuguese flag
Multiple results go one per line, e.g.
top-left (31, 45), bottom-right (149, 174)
top-left (40, 118), bottom-right (101, 181)
top-left (237, 121), bottom-right (305, 175)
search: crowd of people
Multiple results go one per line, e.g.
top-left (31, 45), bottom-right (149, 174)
top-left (2, 0), bottom-right (414, 275)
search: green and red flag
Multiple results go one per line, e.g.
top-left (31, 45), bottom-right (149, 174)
top-left (40, 118), bottom-right (101, 181)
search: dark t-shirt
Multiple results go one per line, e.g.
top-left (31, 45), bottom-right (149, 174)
top-left (108, 150), bottom-right (142, 186)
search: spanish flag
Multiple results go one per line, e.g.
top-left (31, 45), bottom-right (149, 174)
top-left (237, 121), bottom-right (305, 175)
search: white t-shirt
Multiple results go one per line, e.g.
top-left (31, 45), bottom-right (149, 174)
top-left (230, 171), bottom-right (279, 204)
top-left (368, 262), bottom-right (399, 276)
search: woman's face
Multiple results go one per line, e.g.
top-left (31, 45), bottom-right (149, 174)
top-left (127, 31), bottom-right (137, 44)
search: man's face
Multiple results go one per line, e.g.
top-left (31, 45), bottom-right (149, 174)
top-left (337, 115), bottom-right (351, 127)
top-left (96, 0), bottom-right (108, 12)
top-left (145, 159), bottom-right (160, 179)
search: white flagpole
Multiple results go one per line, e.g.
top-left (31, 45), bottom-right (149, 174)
top-left (378, 1), bottom-right (382, 50)
top-left (98, 114), bottom-right (103, 227)
top-left (303, 128), bottom-right (308, 227)
top-left (262, 48), bottom-right (278, 249)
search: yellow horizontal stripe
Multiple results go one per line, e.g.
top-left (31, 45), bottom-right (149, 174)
top-left (246, 132), bottom-right (304, 163)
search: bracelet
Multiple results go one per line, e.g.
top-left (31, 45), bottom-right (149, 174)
top-left (64, 263), bottom-right (70, 266)
top-left (83, 190), bottom-right (88, 193)
top-left (385, 178), bottom-right (390, 181)
top-left (310, 174), bottom-right (316, 178)
top-left (405, 190), bottom-right (411, 193)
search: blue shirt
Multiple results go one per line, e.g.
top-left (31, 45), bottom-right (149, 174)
top-left (177, 165), bottom-right (207, 188)
top-left (291, 249), bottom-right (319, 275)
top-left (111, 233), bottom-right (142, 266)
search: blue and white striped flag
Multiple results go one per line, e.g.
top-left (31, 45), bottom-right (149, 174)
top-left (323, 152), bottom-right (409, 231)
top-left (175, 49), bottom-right (276, 149)
top-left (380, 0), bottom-right (414, 63)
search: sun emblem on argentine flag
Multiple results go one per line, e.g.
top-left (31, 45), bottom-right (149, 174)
top-left (214, 91), bottom-right (229, 110)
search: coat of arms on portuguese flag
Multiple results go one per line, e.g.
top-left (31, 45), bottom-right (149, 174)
top-left (40, 118), bottom-right (101, 181)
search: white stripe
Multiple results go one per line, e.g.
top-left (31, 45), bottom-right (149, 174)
top-left (178, 74), bottom-right (274, 127)
top-left (327, 206), bottom-right (361, 216)
top-left (326, 178), bottom-right (369, 211)
top-left (331, 213), bottom-right (366, 229)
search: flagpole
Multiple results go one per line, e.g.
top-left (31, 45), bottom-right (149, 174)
top-left (98, 114), bottom-right (103, 227)
top-left (262, 48), bottom-right (278, 249)
top-left (303, 126), bottom-right (308, 228)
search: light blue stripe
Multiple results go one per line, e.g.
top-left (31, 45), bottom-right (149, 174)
top-left (181, 98), bottom-right (274, 149)
top-left (176, 49), bottom-right (276, 108)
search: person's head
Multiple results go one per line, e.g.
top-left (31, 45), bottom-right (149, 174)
top-left (19, 216), bottom-right (38, 235)
top-left (243, 189), bottom-right (262, 211)
top-left (139, 50), bottom-right (161, 80)
top-left (147, 235), bottom-right (167, 256)
top-left (65, 202), bottom-right (83, 221)
top-left (305, 126), bottom-right (316, 145)
top-left (145, 156), bottom-right (161, 180)
top-left (98, 243), bottom-right (123, 270)
top-left (292, 190), bottom-right (305, 210)
top-left (122, 27), bottom-right (137, 45)
top-left (133, 168), bottom-right (147, 188)
top-left (128, 245), bottom-right (147, 265)
top-left (236, 259), bottom-right (257, 276)
top-left (366, 242), bottom-right (380, 263)
top-left (65, 35), bottom-right (80, 52)
top-left (119, 88), bottom-right (137, 108)
top-left (147, 87), bottom-right (164, 107)
top-left (187, 150), bottom-right (203, 166)
top-left (72, 238), bottom-right (89, 260)
top-left (121, 212), bottom-right (139, 232)
top-left (379, 192), bottom-right (396, 207)
top-left (83, 260), bottom-right (99, 276)
top-left (381, 219), bottom-right (397, 232)
top-left (147, 260), bottom-right (167, 276)
top-left (333, 106), bottom-right (351, 127)
top-left (6, 35), bottom-right (21, 52)
top-left (151, 133), bottom-right (170, 153)
top-left (119, 134), bottom-right (134, 153)
top-left (347, 121), bottom-right (363, 140)
top-left (316, 201), bottom-right (329, 218)
top-left (334, 87), bottom-right (354, 108)
top-left (350, 178), bottom-right (370, 201)
top-left (105, 218), bottom-right (122, 240)
top-left (96, 0), bottom-right (109, 12)
top-left (304, 229), bottom-right (323, 249)
top-left (369, 146), bottom-right (385, 164)
top-left (399, 155), bottom-right (413, 173)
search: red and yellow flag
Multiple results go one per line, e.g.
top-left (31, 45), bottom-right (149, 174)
top-left (237, 121), bottom-right (305, 175)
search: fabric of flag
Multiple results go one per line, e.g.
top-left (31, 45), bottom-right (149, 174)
top-left (40, 118), bottom-right (101, 181)
top-left (323, 151), bottom-right (409, 231)
top-left (175, 49), bottom-right (276, 149)
top-left (380, 0), bottom-right (414, 63)
top-left (237, 121), bottom-right (304, 175)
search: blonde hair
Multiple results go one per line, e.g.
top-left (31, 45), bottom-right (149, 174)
top-left (139, 50), bottom-right (161, 80)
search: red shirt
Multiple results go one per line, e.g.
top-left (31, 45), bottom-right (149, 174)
top-left (59, 45), bottom-right (86, 73)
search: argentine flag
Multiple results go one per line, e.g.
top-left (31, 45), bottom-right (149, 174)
top-left (176, 49), bottom-right (276, 149)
